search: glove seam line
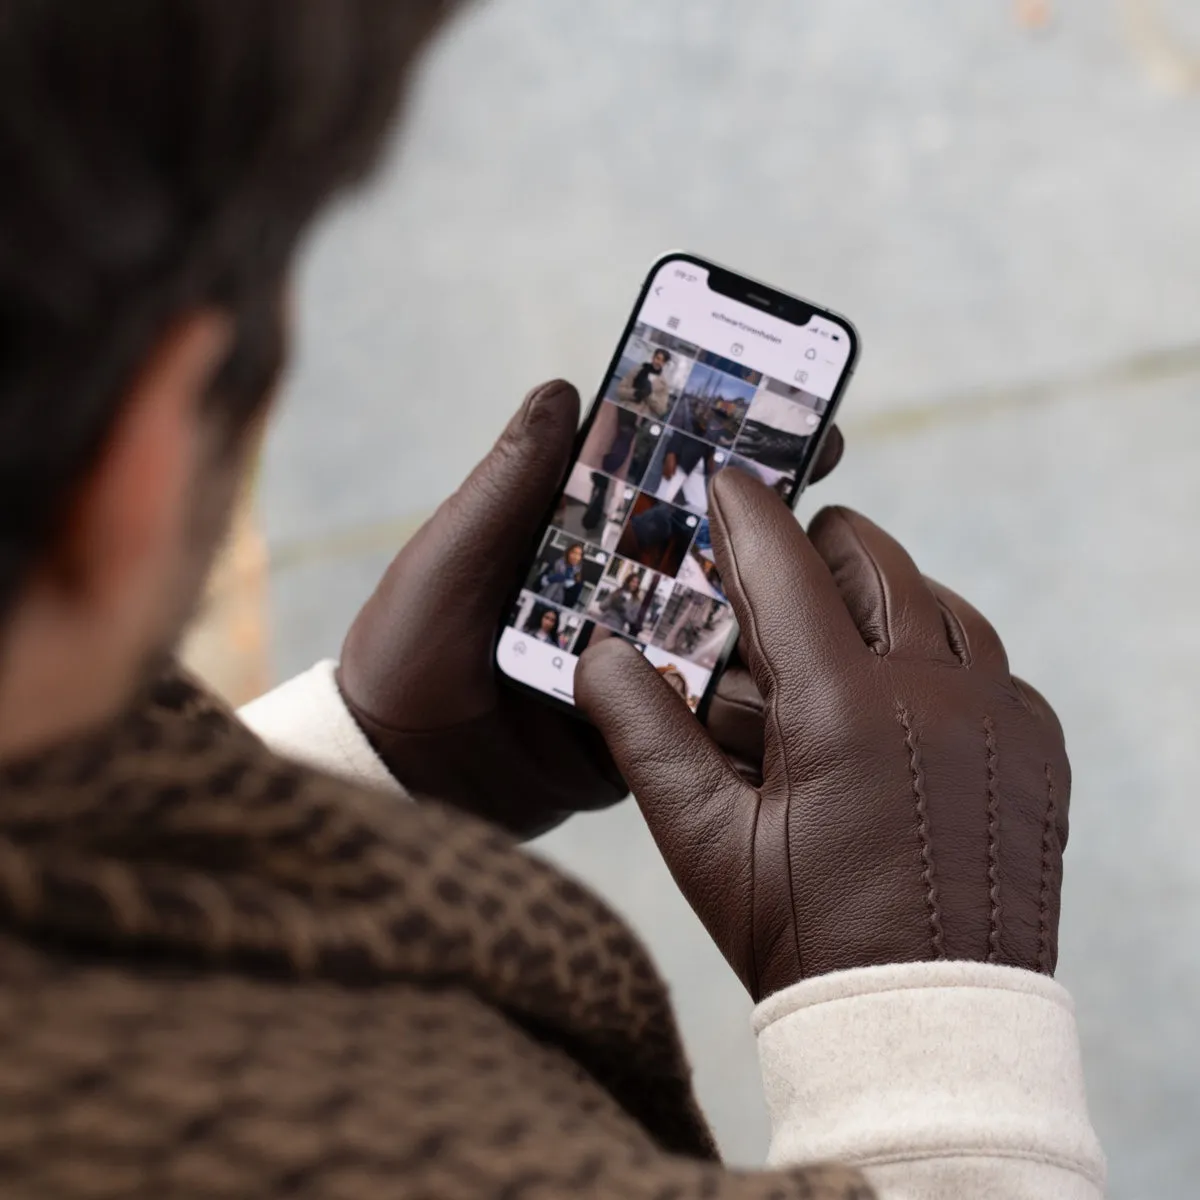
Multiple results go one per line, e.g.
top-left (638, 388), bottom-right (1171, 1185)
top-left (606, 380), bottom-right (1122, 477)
top-left (983, 716), bottom-right (1003, 964)
top-left (711, 485), bottom-right (802, 991)
top-left (335, 680), bottom-right (491, 741)
top-left (899, 707), bottom-right (945, 959)
top-left (749, 788), bottom-right (764, 1000)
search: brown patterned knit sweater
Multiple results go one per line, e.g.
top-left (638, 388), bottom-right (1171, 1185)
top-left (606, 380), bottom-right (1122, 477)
top-left (0, 669), bottom-right (871, 1199)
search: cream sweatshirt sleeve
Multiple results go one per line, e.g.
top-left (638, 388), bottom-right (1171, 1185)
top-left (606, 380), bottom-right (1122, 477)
top-left (237, 659), bottom-right (404, 795)
top-left (754, 960), bottom-right (1106, 1197)
top-left (239, 665), bottom-right (1106, 1198)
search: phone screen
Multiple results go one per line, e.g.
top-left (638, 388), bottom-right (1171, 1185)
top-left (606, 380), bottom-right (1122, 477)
top-left (496, 254), bottom-right (857, 714)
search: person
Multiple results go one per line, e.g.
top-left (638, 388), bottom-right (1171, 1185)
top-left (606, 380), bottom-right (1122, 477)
top-left (537, 541), bottom-right (585, 607)
top-left (599, 403), bottom-right (643, 476)
top-left (599, 571), bottom-right (644, 635)
top-left (0, 5), bottom-right (1104, 1200)
top-left (527, 606), bottom-right (560, 644)
top-left (673, 390), bottom-right (744, 448)
top-left (617, 346), bottom-right (674, 417)
top-left (580, 469), bottom-right (611, 532)
top-left (654, 448), bottom-right (685, 502)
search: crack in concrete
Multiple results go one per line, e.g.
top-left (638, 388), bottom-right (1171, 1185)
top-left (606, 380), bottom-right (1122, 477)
top-left (267, 338), bottom-right (1200, 575)
top-left (845, 338), bottom-right (1200, 441)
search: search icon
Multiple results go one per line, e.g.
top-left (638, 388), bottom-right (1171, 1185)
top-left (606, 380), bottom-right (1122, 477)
top-left (551, 656), bottom-right (564, 670)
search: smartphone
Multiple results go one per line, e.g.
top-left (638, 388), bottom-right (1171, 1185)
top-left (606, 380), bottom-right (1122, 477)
top-left (495, 251), bottom-right (859, 718)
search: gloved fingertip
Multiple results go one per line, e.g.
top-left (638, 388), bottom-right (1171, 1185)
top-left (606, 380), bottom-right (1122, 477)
top-left (573, 638), bottom-right (644, 707)
top-left (708, 463), bottom-right (760, 518)
top-left (522, 379), bottom-right (580, 428)
top-left (576, 635), bottom-right (640, 675)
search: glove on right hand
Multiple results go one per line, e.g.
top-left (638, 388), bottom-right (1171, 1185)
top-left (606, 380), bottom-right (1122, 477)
top-left (577, 470), bottom-right (1070, 1001)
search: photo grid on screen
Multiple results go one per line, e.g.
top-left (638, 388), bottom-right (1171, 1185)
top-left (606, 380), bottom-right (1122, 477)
top-left (512, 321), bottom-right (828, 710)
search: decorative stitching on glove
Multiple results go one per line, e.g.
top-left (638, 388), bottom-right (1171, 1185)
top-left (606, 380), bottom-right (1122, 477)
top-left (984, 717), bottom-right (1003, 964)
top-left (899, 707), bottom-right (945, 958)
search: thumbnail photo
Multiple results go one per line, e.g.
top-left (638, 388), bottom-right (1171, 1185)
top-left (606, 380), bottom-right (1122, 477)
top-left (695, 348), bottom-right (763, 387)
top-left (641, 428), bottom-right (727, 515)
top-left (524, 528), bottom-right (607, 612)
top-left (578, 400), bottom-right (662, 488)
top-left (734, 378), bottom-right (826, 473)
top-left (509, 591), bottom-right (586, 651)
top-left (642, 645), bottom-right (713, 713)
top-left (604, 324), bottom-right (697, 420)
top-left (585, 557), bottom-right (669, 642)
top-left (667, 360), bottom-right (756, 449)
top-left (728, 453), bottom-right (793, 499)
top-left (650, 582), bottom-right (737, 670)
top-left (615, 492), bottom-right (699, 577)
top-left (570, 620), bottom-right (639, 657)
top-left (675, 518), bottom-right (725, 601)
top-left (553, 462), bottom-right (636, 553)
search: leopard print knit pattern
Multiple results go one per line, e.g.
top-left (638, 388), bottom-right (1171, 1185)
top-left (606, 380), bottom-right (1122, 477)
top-left (0, 668), bottom-right (873, 1199)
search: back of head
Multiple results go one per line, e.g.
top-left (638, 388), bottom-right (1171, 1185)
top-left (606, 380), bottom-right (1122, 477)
top-left (0, 0), bottom-right (452, 617)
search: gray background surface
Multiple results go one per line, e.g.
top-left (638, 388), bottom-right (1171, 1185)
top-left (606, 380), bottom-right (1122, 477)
top-left (260, 3), bottom-right (1200, 1194)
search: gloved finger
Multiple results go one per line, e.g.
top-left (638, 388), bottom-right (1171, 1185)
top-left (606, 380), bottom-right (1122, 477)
top-left (922, 581), bottom-right (1065, 873)
top-left (987, 690), bottom-right (1071, 974)
top-left (924, 576), bottom-right (1010, 672)
top-left (575, 639), bottom-right (758, 981)
top-left (707, 469), bottom-right (865, 704)
top-left (1012, 673), bottom-right (1060, 730)
top-left (438, 380), bottom-right (581, 617)
top-left (807, 424), bottom-right (845, 484)
top-left (807, 507), bottom-right (961, 664)
top-left (705, 654), bottom-right (765, 778)
top-left (1012, 673), bottom-right (1070, 855)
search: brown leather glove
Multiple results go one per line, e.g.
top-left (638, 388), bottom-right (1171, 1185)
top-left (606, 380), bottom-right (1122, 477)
top-left (338, 379), bottom-right (846, 839)
top-left (576, 469), bottom-right (1069, 1000)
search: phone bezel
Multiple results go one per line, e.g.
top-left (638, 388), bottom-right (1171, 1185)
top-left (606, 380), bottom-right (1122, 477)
top-left (494, 250), bottom-right (861, 724)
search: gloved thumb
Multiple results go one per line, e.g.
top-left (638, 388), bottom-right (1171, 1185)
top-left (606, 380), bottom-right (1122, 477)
top-left (340, 381), bottom-right (578, 728)
top-left (436, 380), bottom-right (581, 615)
top-left (574, 638), bottom-right (759, 987)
